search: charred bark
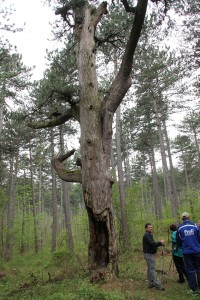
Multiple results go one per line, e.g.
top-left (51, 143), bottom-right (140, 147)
top-left (88, 208), bottom-right (118, 282)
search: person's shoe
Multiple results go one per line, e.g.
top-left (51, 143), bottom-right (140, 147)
top-left (193, 290), bottom-right (200, 295)
top-left (177, 279), bottom-right (185, 283)
top-left (156, 286), bottom-right (165, 291)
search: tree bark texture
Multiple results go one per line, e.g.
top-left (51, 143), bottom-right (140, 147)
top-left (114, 51), bottom-right (130, 251)
top-left (5, 154), bottom-right (15, 261)
top-left (51, 128), bottom-right (58, 252)
top-left (59, 125), bottom-right (74, 252)
top-left (162, 118), bottom-right (179, 216)
top-left (192, 127), bottom-right (200, 169)
top-left (116, 106), bottom-right (131, 251)
top-left (75, 3), bottom-right (118, 281)
top-left (29, 146), bottom-right (39, 254)
top-left (20, 200), bottom-right (26, 256)
top-left (110, 147), bottom-right (117, 182)
top-left (0, 103), bottom-right (3, 133)
top-left (152, 96), bottom-right (177, 218)
top-left (148, 141), bottom-right (163, 219)
top-left (124, 142), bottom-right (132, 188)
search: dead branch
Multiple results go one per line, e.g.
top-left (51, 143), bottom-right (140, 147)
top-left (91, 2), bottom-right (108, 28)
top-left (56, 149), bottom-right (76, 162)
top-left (28, 106), bottom-right (80, 129)
top-left (55, 3), bottom-right (72, 21)
top-left (103, 0), bottom-right (148, 114)
top-left (48, 272), bottom-right (52, 282)
top-left (51, 149), bottom-right (82, 183)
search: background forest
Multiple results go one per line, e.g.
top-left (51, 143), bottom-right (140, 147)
top-left (0, 0), bottom-right (200, 299)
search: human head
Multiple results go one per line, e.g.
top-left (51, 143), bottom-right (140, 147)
top-left (170, 224), bottom-right (177, 232)
top-left (145, 223), bottom-right (153, 233)
top-left (182, 212), bottom-right (190, 221)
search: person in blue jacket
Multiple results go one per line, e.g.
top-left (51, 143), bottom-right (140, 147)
top-left (170, 224), bottom-right (187, 283)
top-left (176, 212), bottom-right (200, 292)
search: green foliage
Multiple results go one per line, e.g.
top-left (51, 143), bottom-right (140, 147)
top-left (73, 283), bottom-right (125, 300)
top-left (51, 250), bottom-right (74, 266)
top-left (0, 48), bottom-right (32, 112)
top-left (70, 211), bottom-right (89, 251)
top-left (125, 183), bottom-right (147, 248)
top-left (1, 3), bottom-right (199, 299)
top-left (0, 187), bottom-right (8, 208)
top-left (162, 201), bottom-right (175, 220)
top-left (12, 208), bottom-right (51, 257)
top-left (47, 292), bottom-right (66, 300)
top-left (179, 188), bottom-right (200, 221)
top-left (69, 183), bottom-right (84, 212)
top-left (0, 250), bottom-right (193, 300)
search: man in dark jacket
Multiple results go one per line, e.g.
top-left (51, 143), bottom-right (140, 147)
top-left (143, 223), bottom-right (165, 290)
top-left (176, 212), bottom-right (200, 292)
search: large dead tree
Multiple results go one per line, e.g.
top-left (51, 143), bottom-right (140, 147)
top-left (29, 0), bottom-right (169, 282)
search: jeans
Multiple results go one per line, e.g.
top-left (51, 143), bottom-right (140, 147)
top-left (183, 253), bottom-right (200, 291)
top-left (144, 253), bottom-right (162, 287)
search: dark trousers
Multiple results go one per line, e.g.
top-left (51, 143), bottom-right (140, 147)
top-left (183, 253), bottom-right (200, 291)
top-left (173, 255), bottom-right (187, 282)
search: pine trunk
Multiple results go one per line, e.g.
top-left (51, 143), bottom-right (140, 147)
top-left (0, 102), bottom-right (3, 133)
top-left (51, 128), bottom-right (58, 252)
top-left (116, 106), bottom-right (131, 251)
top-left (5, 154), bottom-right (15, 260)
top-left (110, 148), bottom-right (117, 182)
top-left (124, 142), bottom-right (132, 188)
top-left (50, 0), bottom-right (148, 281)
top-left (162, 118), bottom-right (179, 216)
top-left (29, 146), bottom-right (39, 254)
top-left (75, 4), bottom-right (118, 281)
top-left (152, 96), bottom-right (177, 217)
top-left (20, 200), bottom-right (26, 256)
top-left (149, 142), bottom-right (163, 219)
top-left (59, 125), bottom-right (74, 252)
top-left (193, 127), bottom-right (200, 168)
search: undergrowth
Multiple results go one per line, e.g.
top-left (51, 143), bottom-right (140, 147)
top-left (0, 248), bottom-right (198, 300)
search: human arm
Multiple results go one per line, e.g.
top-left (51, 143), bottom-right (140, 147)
top-left (171, 231), bottom-right (178, 252)
top-left (144, 233), bottom-right (164, 248)
top-left (176, 229), bottom-right (182, 247)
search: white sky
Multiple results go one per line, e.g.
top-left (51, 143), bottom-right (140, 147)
top-left (6, 0), bottom-right (60, 80)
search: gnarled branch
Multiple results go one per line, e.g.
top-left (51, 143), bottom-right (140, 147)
top-left (55, 3), bottom-right (72, 21)
top-left (103, 0), bottom-right (148, 114)
top-left (91, 2), bottom-right (108, 28)
top-left (28, 106), bottom-right (80, 129)
top-left (51, 149), bottom-right (82, 183)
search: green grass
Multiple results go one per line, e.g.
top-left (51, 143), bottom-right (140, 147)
top-left (0, 248), bottom-right (198, 300)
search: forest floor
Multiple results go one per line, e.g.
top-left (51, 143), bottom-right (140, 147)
top-left (0, 247), bottom-right (198, 300)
